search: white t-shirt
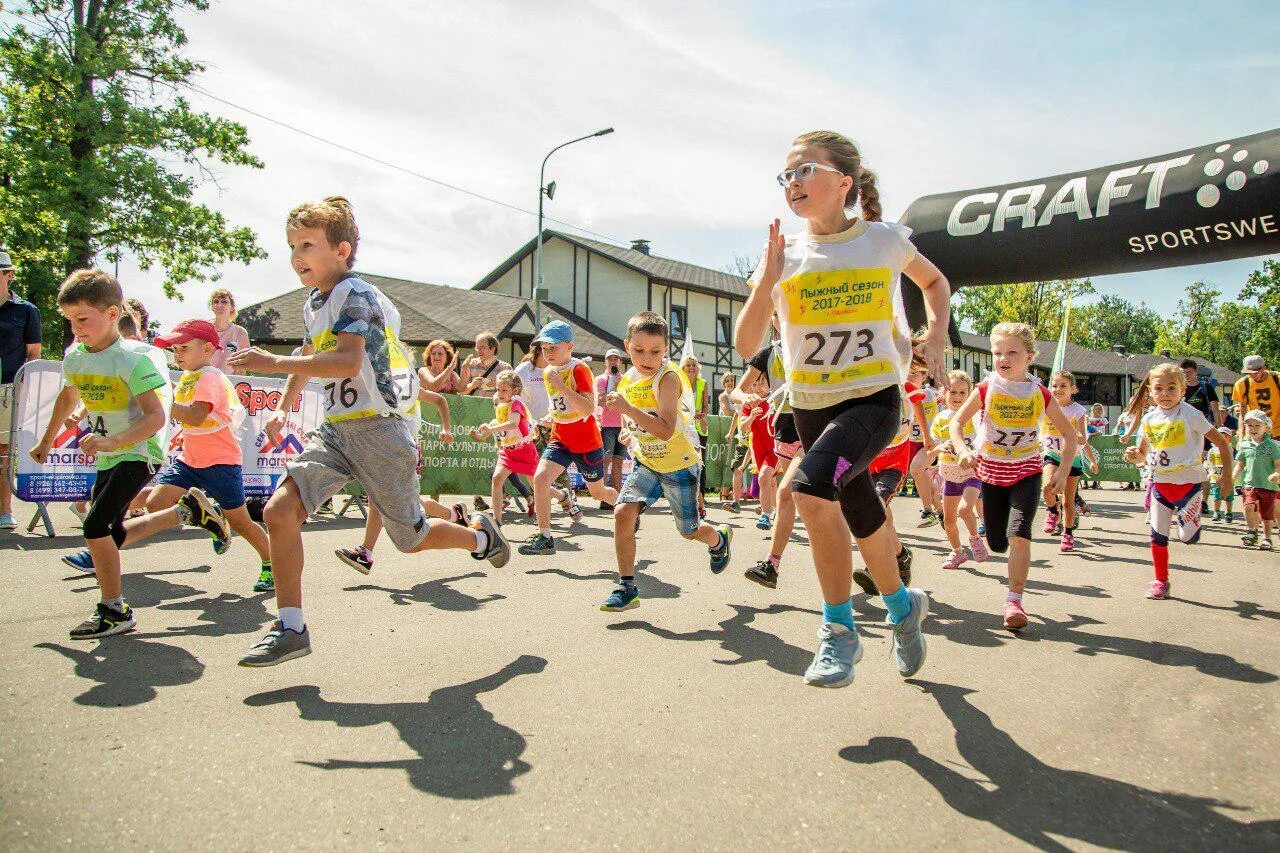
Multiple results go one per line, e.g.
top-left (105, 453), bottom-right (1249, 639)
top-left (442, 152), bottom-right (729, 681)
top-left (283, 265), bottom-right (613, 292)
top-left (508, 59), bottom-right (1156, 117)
top-left (753, 219), bottom-right (918, 410)
top-left (515, 360), bottom-right (549, 422)
top-left (303, 275), bottom-right (418, 423)
top-left (1041, 400), bottom-right (1085, 457)
top-left (1137, 402), bottom-right (1213, 484)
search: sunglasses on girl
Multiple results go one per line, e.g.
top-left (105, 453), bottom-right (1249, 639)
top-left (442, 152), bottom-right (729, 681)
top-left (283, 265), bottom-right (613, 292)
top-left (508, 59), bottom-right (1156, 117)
top-left (776, 161), bottom-right (843, 187)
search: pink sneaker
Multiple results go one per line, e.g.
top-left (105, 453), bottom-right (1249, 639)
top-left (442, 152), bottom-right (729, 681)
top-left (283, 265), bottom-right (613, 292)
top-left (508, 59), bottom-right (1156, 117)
top-left (1043, 510), bottom-right (1059, 535)
top-left (1060, 532), bottom-right (1075, 552)
top-left (1003, 599), bottom-right (1028, 630)
top-left (969, 535), bottom-right (990, 562)
top-left (942, 548), bottom-right (968, 570)
top-left (1146, 580), bottom-right (1170, 600)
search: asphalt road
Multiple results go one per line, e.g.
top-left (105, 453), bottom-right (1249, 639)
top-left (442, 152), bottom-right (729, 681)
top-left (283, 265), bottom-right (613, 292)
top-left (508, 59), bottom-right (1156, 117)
top-left (2, 489), bottom-right (1278, 850)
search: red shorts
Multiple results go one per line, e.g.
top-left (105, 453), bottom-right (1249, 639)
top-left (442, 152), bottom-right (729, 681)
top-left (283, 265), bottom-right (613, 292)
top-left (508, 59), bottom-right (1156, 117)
top-left (907, 440), bottom-right (926, 463)
top-left (752, 441), bottom-right (778, 473)
top-left (870, 442), bottom-right (910, 476)
top-left (498, 441), bottom-right (539, 477)
top-left (1243, 487), bottom-right (1277, 521)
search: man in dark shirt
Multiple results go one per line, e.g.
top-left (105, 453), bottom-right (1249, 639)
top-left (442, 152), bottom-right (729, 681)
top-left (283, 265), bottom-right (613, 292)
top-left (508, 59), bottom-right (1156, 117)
top-left (0, 251), bottom-right (43, 529)
top-left (1181, 359), bottom-right (1221, 427)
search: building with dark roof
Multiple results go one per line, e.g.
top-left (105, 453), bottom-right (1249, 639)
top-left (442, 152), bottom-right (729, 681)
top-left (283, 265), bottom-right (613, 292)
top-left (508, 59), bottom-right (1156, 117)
top-left (237, 272), bottom-right (622, 365)
top-left (474, 230), bottom-right (749, 390)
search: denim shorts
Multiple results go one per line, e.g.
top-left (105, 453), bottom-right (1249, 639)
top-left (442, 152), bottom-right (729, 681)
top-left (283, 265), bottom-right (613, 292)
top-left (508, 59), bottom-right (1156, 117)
top-left (542, 441), bottom-right (605, 482)
top-left (600, 426), bottom-right (630, 460)
top-left (619, 462), bottom-right (702, 535)
top-left (154, 459), bottom-right (246, 510)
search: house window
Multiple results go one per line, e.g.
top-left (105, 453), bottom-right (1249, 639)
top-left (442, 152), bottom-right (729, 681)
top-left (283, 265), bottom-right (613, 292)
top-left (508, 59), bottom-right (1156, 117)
top-left (670, 305), bottom-right (687, 342)
top-left (716, 314), bottom-right (731, 347)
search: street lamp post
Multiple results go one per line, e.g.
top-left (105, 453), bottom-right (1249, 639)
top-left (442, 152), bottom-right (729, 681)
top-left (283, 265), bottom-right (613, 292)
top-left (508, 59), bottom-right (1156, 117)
top-left (534, 128), bottom-right (614, 329)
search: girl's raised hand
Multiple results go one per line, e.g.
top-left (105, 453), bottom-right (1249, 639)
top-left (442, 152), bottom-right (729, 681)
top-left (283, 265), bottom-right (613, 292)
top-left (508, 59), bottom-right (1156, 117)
top-left (757, 219), bottom-right (786, 291)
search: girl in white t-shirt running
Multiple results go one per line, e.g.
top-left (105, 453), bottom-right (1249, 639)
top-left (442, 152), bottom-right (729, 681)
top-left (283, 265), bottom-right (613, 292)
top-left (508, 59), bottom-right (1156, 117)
top-left (735, 130), bottom-right (951, 689)
top-left (1040, 370), bottom-right (1098, 552)
top-left (1125, 363), bottom-right (1234, 600)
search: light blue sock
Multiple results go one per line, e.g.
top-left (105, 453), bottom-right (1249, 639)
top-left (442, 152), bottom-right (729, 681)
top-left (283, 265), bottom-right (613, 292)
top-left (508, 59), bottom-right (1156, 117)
top-left (822, 597), bottom-right (856, 630)
top-left (882, 584), bottom-right (912, 624)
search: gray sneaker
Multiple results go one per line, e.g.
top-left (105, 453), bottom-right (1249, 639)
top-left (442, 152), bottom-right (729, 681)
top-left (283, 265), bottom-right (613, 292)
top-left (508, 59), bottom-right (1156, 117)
top-left (889, 588), bottom-right (930, 677)
top-left (803, 623), bottom-right (863, 688)
top-left (238, 621), bottom-right (312, 667)
top-left (470, 511), bottom-right (510, 568)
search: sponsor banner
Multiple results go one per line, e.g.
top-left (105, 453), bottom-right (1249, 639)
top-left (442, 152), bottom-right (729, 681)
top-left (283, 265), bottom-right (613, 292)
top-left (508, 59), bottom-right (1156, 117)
top-left (10, 360), bottom-right (326, 502)
top-left (897, 129), bottom-right (1280, 330)
top-left (1087, 434), bottom-right (1141, 484)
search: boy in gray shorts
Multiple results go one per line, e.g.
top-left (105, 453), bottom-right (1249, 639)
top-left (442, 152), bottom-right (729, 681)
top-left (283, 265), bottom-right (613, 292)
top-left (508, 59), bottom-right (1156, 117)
top-left (228, 196), bottom-right (508, 666)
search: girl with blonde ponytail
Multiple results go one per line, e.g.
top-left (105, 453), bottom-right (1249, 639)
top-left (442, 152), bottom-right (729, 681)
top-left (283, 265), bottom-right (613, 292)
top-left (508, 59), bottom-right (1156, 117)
top-left (733, 129), bottom-right (951, 689)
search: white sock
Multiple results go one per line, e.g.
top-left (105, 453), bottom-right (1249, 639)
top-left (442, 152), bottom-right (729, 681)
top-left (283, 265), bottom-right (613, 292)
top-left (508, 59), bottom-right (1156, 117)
top-left (279, 606), bottom-right (305, 633)
top-left (539, 528), bottom-right (552, 538)
top-left (102, 595), bottom-right (125, 612)
top-left (472, 529), bottom-right (490, 557)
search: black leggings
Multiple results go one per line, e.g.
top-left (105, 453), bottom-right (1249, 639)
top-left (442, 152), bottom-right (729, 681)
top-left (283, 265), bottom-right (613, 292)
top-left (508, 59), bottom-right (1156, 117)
top-left (790, 386), bottom-right (900, 539)
top-left (980, 472), bottom-right (1042, 553)
top-left (83, 461), bottom-right (157, 546)
top-left (505, 473), bottom-right (533, 500)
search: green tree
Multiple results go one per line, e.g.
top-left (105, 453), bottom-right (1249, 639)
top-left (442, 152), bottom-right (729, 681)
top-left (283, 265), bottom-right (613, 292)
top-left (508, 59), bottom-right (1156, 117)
top-left (1073, 294), bottom-right (1161, 354)
top-left (954, 278), bottom-right (1095, 340)
top-left (1240, 259), bottom-right (1280, 367)
top-left (0, 0), bottom-right (265, 348)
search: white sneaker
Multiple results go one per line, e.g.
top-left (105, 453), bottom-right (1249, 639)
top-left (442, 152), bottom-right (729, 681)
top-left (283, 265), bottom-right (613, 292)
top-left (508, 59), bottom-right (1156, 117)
top-left (0, 513), bottom-right (16, 531)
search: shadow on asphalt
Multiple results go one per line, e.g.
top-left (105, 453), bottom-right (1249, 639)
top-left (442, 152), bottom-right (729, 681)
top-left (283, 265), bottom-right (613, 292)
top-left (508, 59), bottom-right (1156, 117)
top-left (140, 591), bottom-right (277, 638)
top-left (861, 598), bottom-right (1278, 683)
top-left (344, 571), bottom-right (506, 611)
top-left (840, 681), bottom-right (1280, 850)
top-left (244, 655), bottom-right (548, 799)
top-left (607, 603), bottom-right (821, 676)
top-left (70, 567), bottom-right (212, 607)
top-left (1170, 597), bottom-right (1280, 622)
top-left (35, 636), bottom-right (205, 707)
top-left (525, 561), bottom-right (682, 600)
top-left (960, 566), bottom-right (1112, 599)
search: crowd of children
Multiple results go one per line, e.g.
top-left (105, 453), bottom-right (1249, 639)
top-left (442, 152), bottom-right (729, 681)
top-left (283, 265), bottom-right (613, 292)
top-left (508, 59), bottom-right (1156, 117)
top-left (28, 134), bottom-right (1277, 696)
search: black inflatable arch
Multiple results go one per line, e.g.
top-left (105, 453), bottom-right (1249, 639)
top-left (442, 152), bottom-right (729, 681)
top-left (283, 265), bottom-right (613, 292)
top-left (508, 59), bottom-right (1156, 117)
top-left (898, 128), bottom-right (1280, 336)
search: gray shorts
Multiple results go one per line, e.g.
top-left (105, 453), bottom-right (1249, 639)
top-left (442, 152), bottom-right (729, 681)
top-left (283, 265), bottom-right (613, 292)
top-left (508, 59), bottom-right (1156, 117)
top-left (284, 416), bottom-right (427, 551)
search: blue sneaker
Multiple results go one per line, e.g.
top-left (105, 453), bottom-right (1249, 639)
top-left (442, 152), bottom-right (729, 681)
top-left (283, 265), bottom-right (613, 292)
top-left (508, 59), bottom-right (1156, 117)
top-left (803, 623), bottom-right (863, 688)
top-left (977, 522), bottom-right (986, 536)
top-left (709, 525), bottom-right (732, 574)
top-left (755, 512), bottom-right (773, 530)
top-left (61, 549), bottom-right (95, 574)
top-left (888, 588), bottom-right (930, 677)
top-left (601, 582), bottom-right (639, 612)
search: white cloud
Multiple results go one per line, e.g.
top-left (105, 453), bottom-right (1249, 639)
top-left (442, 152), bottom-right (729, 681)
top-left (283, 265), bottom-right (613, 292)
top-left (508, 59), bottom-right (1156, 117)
top-left (111, 0), bottom-right (1277, 332)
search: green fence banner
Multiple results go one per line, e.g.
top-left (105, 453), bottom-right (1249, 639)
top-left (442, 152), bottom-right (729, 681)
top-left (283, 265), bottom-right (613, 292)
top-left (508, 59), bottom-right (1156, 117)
top-left (418, 395), bottom-right (500, 496)
top-left (409, 397), bottom-right (738, 497)
top-left (702, 415), bottom-right (735, 492)
top-left (1087, 434), bottom-right (1141, 483)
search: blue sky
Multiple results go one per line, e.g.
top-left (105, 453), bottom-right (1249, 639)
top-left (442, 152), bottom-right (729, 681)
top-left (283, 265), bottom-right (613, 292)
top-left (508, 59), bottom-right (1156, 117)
top-left (84, 0), bottom-right (1278, 331)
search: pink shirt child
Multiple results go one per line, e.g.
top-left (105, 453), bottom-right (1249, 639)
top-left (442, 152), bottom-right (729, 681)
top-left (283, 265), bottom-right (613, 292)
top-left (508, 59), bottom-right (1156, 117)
top-left (175, 367), bottom-right (244, 468)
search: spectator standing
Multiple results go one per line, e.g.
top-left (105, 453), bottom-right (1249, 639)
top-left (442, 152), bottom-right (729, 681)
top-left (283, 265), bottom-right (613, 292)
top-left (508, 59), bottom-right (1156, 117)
top-left (0, 250), bottom-right (42, 530)
top-left (420, 340), bottom-right (462, 394)
top-left (209, 289), bottom-right (251, 374)
top-left (461, 332), bottom-right (512, 397)
top-left (1233, 355), bottom-right (1280, 440)
top-left (596, 348), bottom-right (629, 505)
